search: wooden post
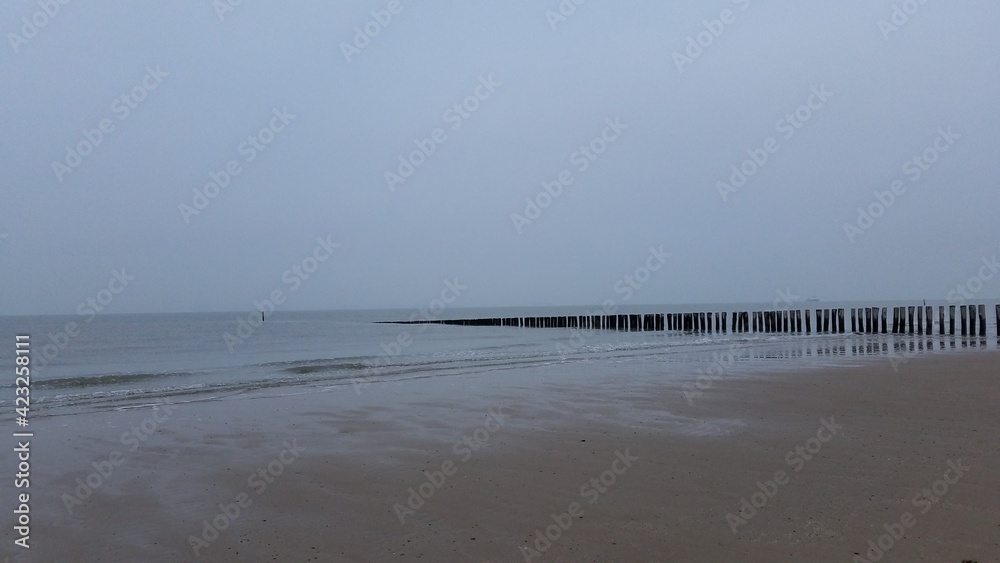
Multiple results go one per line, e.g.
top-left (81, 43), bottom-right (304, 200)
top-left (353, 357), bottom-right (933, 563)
top-left (907, 306), bottom-right (915, 334)
top-left (924, 306), bottom-right (932, 334)
top-left (949, 306), bottom-right (955, 335)
top-left (851, 309), bottom-right (857, 333)
top-left (996, 304), bottom-right (1000, 337)
top-left (938, 306), bottom-right (945, 335)
top-left (917, 307), bottom-right (924, 335)
top-left (969, 306), bottom-right (977, 336)
top-left (979, 304), bottom-right (987, 336)
top-left (838, 309), bottom-right (845, 333)
top-left (881, 308), bottom-right (887, 334)
top-left (960, 306), bottom-right (967, 336)
top-left (865, 308), bottom-right (872, 334)
top-left (805, 310), bottom-right (812, 333)
top-left (797, 310), bottom-right (803, 333)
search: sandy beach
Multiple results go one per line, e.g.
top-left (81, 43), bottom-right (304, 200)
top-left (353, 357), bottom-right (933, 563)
top-left (9, 348), bottom-right (999, 562)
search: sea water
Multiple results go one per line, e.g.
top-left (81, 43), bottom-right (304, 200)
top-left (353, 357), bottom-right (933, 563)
top-left (0, 302), bottom-right (995, 417)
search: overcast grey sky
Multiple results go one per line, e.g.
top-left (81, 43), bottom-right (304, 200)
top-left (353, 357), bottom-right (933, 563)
top-left (2, 1), bottom-right (998, 315)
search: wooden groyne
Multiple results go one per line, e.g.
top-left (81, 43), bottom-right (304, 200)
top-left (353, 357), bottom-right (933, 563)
top-left (381, 304), bottom-right (998, 337)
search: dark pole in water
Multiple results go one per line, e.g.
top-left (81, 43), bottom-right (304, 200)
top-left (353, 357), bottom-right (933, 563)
top-left (968, 306), bottom-right (977, 336)
top-left (949, 306), bottom-right (956, 335)
top-left (960, 306), bottom-right (967, 336)
top-left (881, 308), bottom-right (887, 334)
top-left (925, 306), bottom-right (932, 334)
top-left (805, 310), bottom-right (812, 334)
top-left (907, 306), bottom-right (915, 335)
top-left (917, 307), bottom-right (924, 335)
top-left (978, 304), bottom-right (987, 337)
top-left (938, 306), bottom-right (945, 335)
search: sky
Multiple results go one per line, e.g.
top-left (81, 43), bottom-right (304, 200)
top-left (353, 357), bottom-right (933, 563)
top-left (2, 0), bottom-right (999, 316)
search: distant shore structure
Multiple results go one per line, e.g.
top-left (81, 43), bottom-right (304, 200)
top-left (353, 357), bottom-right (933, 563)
top-left (379, 304), bottom-right (998, 338)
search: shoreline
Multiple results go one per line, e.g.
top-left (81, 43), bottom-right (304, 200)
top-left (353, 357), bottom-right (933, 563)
top-left (3, 348), bottom-right (998, 561)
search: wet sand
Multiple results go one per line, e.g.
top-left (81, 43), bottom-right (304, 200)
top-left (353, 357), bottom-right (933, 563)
top-left (8, 348), bottom-right (999, 562)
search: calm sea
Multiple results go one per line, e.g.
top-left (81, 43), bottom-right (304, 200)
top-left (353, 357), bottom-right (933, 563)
top-left (1, 302), bottom-right (995, 417)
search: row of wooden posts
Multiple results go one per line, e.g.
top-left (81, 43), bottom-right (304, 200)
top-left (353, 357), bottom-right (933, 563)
top-left (387, 304), bottom-right (998, 337)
